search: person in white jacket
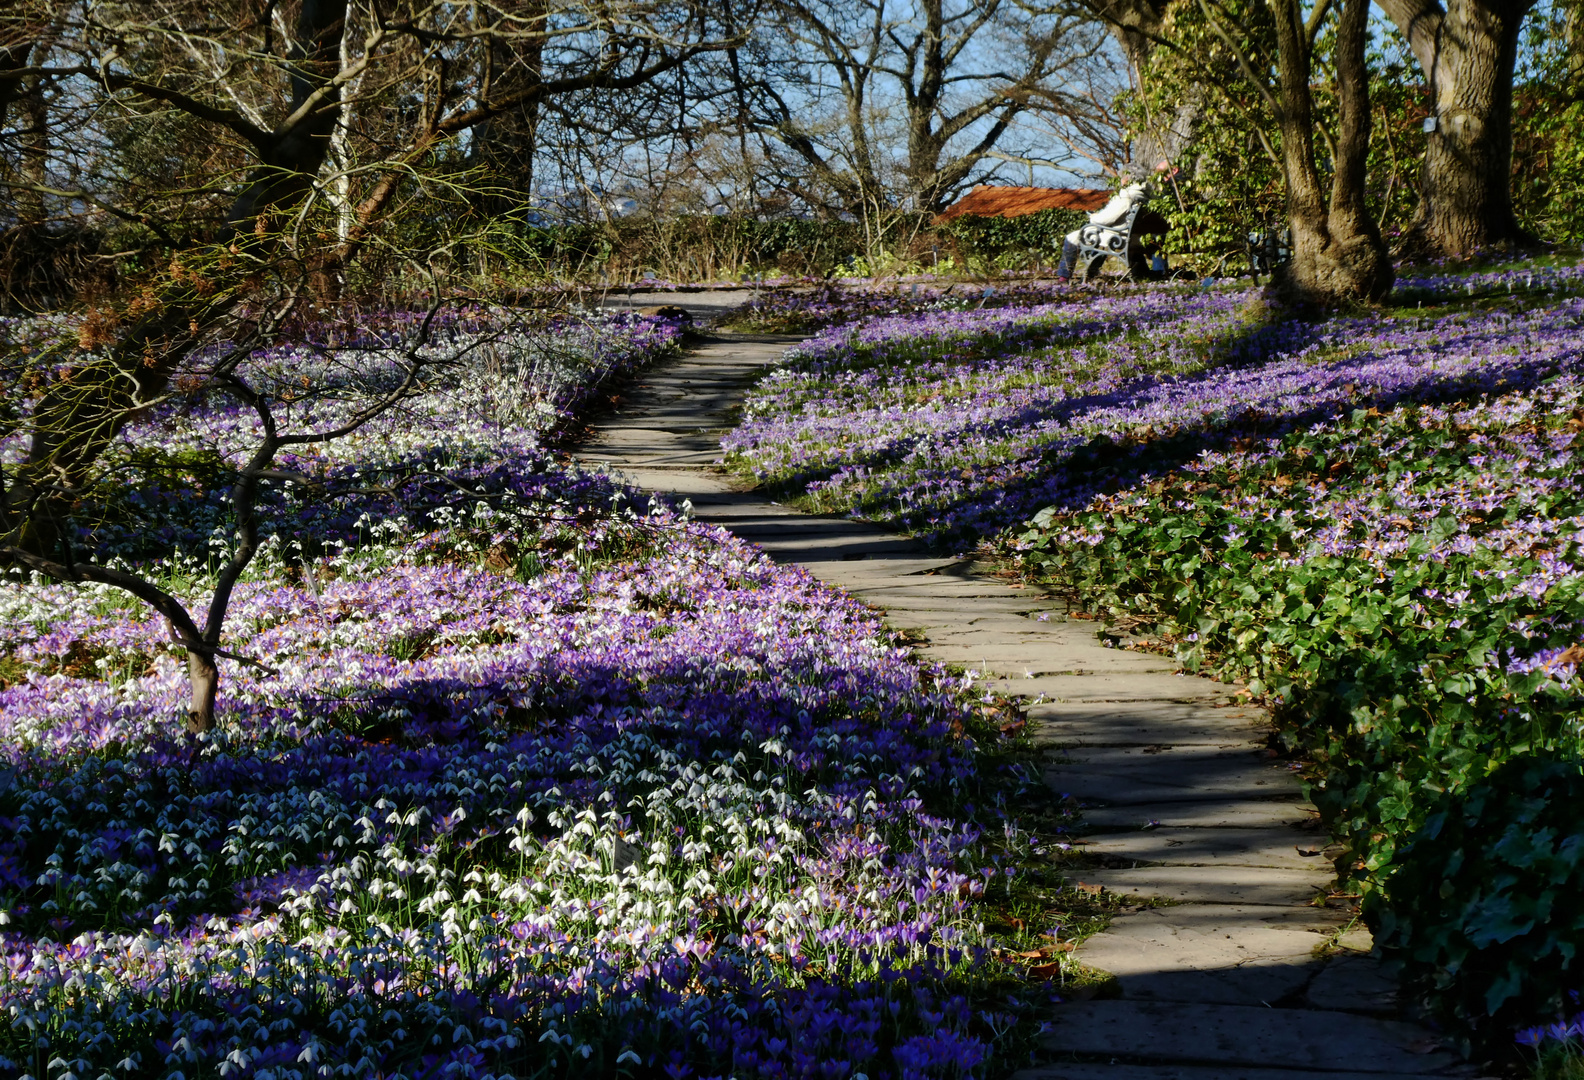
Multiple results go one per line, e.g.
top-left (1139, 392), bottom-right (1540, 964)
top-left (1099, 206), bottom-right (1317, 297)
top-left (1090, 183), bottom-right (1148, 227)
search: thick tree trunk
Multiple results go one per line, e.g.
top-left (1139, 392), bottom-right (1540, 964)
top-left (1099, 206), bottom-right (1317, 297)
top-left (1271, 0), bottom-right (1394, 303)
top-left (475, 2), bottom-right (546, 216)
top-left (1283, 211), bottom-right (1396, 302)
top-left (1417, 0), bottom-right (1527, 250)
top-left (15, 71), bottom-right (46, 226)
top-left (1376, 0), bottom-right (1535, 254)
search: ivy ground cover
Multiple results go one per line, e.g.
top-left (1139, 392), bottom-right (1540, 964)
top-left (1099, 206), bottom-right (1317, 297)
top-left (0, 311), bottom-right (1052, 1079)
top-left (724, 262), bottom-right (1584, 1048)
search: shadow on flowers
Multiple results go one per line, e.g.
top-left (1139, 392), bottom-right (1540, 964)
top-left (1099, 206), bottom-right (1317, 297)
top-left (0, 516), bottom-right (1040, 1079)
top-left (748, 298), bottom-right (1584, 550)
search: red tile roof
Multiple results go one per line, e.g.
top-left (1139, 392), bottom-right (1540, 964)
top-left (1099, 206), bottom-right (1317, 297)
top-left (936, 185), bottom-right (1110, 221)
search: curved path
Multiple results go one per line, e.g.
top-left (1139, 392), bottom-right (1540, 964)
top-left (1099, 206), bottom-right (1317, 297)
top-left (573, 328), bottom-right (1481, 1080)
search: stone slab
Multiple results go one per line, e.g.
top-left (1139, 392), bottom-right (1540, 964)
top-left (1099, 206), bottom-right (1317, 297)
top-left (1080, 802), bottom-right (1318, 829)
top-left (1305, 953), bottom-right (1400, 1015)
top-left (753, 541), bottom-right (925, 564)
top-left (804, 566), bottom-right (975, 585)
top-left (1040, 1001), bottom-right (1462, 1074)
top-left (870, 592), bottom-right (1062, 611)
top-left (582, 426), bottom-right (717, 444)
top-left (904, 617), bottom-right (1076, 637)
top-left (845, 578), bottom-right (1035, 596)
top-left (602, 469), bottom-right (737, 496)
top-left (919, 643), bottom-right (1182, 676)
top-left (1029, 701), bottom-right (1272, 748)
top-left (1017, 1066), bottom-right (1468, 1080)
top-left (1069, 865), bottom-right (1329, 906)
top-left (990, 673), bottom-right (1241, 704)
top-left (796, 561), bottom-right (971, 582)
top-left (924, 630), bottom-right (1100, 651)
top-left (688, 502), bottom-right (808, 520)
top-left (1046, 746), bottom-right (1298, 805)
top-left (1079, 827), bottom-right (1325, 870)
top-left (584, 450), bottom-right (723, 465)
top-left (719, 521), bottom-right (884, 540)
top-left (1074, 904), bottom-right (1338, 1005)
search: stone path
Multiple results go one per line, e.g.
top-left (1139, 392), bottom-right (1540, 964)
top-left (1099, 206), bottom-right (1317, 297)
top-left (572, 327), bottom-right (1479, 1079)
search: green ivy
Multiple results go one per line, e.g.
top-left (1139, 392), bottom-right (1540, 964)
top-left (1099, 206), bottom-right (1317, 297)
top-left (1017, 394), bottom-right (1584, 1048)
top-left (1512, 0), bottom-right (1584, 244)
top-left (1368, 756), bottom-right (1584, 1052)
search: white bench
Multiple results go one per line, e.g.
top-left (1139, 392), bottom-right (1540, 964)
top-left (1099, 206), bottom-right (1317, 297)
top-left (1056, 183), bottom-right (1155, 281)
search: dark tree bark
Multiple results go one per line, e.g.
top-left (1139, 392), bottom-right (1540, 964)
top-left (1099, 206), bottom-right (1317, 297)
top-left (475, 1), bottom-right (547, 214)
top-left (1375, 0), bottom-right (1537, 254)
top-left (1085, 0), bottom-right (1195, 178)
top-left (1269, 0), bottom-right (1393, 301)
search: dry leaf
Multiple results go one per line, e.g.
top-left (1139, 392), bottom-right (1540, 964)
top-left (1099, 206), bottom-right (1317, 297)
top-left (1545, 644), bottom-right (1584, 669)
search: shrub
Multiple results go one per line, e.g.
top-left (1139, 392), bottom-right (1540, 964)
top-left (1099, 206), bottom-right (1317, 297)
top-left (1368, 756), bottom-right (1584, 1055)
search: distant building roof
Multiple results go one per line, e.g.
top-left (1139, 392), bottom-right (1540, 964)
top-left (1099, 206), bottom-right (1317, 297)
top-left (936, 185), bottom-right (1110, 221)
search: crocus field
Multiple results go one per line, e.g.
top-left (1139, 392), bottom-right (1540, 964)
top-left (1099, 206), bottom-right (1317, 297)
top-left (717, 282), bottom-right (1085, 336)
top-left (724, 261), bottom-right (1584, 1049)
top-left (0, 309), bottom-right (1054, 1079)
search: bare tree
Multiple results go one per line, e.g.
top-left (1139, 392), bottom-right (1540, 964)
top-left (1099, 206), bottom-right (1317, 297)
top-left (719, 0), bottom-right (1118, 219)
top-left (0, 0), bottom-right (726, 730)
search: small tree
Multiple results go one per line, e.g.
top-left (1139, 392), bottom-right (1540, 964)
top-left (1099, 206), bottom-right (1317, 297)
top-left (0, 0), bottom-right (724, 730)
top-left (2, 295), bottom-right (464, 732)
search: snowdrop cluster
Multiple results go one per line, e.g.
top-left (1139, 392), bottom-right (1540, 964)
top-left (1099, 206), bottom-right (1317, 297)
top-left (0, 310), bottom-right (1038, 1078)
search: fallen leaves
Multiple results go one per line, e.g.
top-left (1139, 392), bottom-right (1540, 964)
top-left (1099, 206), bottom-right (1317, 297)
top-left (1545, 644), bottom-right (1584, 670)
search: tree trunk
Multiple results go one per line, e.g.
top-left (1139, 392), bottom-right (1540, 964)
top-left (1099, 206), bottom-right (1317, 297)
top-left (15, 71), bottom-right (46, 227)
top-left (1376, 0), bottom-right (1536, 254)
top-left (1270, 0), bottom-right (1393, 304)
top-left (187, 649), bottom-right (219, 734)
top-left (475, 1), bottom-right (546, 216)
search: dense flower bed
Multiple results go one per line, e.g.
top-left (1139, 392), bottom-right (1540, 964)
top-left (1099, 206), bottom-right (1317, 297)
top-left (4, 308), bottom-right (684, 563)
top-left (714, 281), bottom-right (1126, 335)
top-left (726, 272), bottom-right (1584, 550)
top-left (1019, 370), bottom-right (1584, 842)
top-left (0, 311), bottom-right (1043, 1078)
top-left (725, 263), bottom-right (1584, 1047)
top-left (726, 289), bottom-right (1336, 546)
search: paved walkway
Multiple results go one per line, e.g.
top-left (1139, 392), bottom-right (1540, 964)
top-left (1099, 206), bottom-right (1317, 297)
top-left (572, 329), bottom-right (1478, 1079)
